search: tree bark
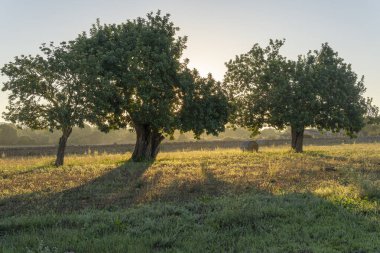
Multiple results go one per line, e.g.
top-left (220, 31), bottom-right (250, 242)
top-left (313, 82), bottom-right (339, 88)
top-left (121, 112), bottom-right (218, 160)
top-left (291, 126), bottom-right (304, 153)
top-left (55, 128), bottom-right (72, 167)
top-left (132, 124), bottom-right (164, 162)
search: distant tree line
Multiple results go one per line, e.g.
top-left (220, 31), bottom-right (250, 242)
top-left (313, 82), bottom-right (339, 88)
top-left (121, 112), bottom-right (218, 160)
top-left (0, 123), bottom-right (135, 146)
top-left (1, 123), bottom-right (380, 147)
top-left (1, 11), bottom-right (378, 165)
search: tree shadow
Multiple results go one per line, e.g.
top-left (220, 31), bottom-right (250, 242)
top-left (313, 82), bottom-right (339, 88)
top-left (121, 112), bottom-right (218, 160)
top-left (0, 156), bottom-right (268, 216)
top-left (1, 154), bottom-right (379, 218)
top-left (0, 164), bottom-right (51, 179)
top-left (2, 153), bottom-right (379, 217)
top-left (0, 159), bottom-right (153, 216)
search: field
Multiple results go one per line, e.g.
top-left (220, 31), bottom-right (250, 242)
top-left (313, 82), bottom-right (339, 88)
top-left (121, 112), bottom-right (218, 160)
top-left (1, 144), bottom-right (380, 252)
top-left (2, 136), bottom-right (380, 158)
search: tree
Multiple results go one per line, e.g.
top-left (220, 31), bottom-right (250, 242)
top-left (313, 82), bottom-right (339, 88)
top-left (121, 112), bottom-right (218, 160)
top-left (365, 98), bottom-right (380, 125)
top-left (17, 135), bottom-right (36, 145)
top-left (73, 11), bottom-right (229, 161)
top-left (225, 39), bottom-right (370, 152)
top-left (1, 42), bottom-right (89, 166)
top-left (0, 124), bottom-right (18, 145)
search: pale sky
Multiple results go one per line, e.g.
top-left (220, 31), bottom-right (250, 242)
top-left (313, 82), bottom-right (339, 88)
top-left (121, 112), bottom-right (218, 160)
top-left (1, 0), bottom-right (379, 118)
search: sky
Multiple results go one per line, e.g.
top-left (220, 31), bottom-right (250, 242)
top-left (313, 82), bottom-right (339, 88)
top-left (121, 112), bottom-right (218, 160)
top-left (0, 0), bottom-right (379, 118)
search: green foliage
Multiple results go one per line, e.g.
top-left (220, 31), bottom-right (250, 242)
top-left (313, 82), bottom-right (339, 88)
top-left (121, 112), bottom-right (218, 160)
top-left (1, 42), bottom-right (89, 133)
top-left (74, 11), bottom-right (229, 139)
top-left (179, 69), bottom-right (229, 138)
top-left (225, 39), bottom-right (370, 138)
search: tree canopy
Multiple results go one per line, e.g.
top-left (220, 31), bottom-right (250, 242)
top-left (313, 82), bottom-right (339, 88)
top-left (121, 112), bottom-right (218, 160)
top-left (225, 39), bottom-right (370, 152)
top-left (73, 11), bottom-right (229, 161)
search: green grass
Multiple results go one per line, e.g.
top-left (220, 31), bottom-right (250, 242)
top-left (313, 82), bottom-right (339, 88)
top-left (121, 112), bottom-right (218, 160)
top-left (1, 144), bottom-right (380, 252)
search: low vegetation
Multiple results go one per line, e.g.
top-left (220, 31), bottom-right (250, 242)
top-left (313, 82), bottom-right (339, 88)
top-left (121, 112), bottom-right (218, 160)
top-left (1, 143), bottom-right (380, 252)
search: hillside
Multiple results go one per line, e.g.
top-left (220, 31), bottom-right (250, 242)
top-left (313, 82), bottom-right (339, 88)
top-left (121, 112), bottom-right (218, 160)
top-left (1, 144), bottom-right (380, 252)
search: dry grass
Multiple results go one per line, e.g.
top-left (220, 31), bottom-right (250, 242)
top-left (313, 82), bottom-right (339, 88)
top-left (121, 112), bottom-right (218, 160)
top-left (1, 144), bottom-right (380, 215)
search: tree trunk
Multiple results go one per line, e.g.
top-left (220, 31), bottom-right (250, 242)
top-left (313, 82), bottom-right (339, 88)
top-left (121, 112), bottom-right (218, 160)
top-left (55, 128), bottom-right (72, 167)
top-left (132, 124), bottom-right (164, 162)
top-left (291, 126), bottom-right (304, 153)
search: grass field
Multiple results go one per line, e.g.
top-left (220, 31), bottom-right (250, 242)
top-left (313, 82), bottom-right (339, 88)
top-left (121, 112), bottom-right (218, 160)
top-left (1, 144), bottom-right (380, 252)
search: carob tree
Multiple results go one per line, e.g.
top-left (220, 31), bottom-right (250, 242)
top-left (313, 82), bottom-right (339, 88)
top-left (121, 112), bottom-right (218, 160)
top-left (74, 11), bottom-right (229, 161)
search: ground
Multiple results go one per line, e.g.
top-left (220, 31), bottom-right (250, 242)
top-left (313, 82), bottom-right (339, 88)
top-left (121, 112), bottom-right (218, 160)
top-left (1, 144), bottom-right (380, 252)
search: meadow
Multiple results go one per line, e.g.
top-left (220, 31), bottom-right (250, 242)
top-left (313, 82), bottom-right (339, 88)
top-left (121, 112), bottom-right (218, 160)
top-left (1, 143), bottom-right (380, 252)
